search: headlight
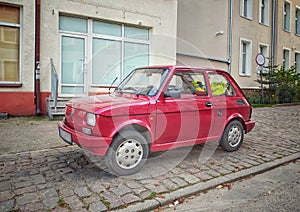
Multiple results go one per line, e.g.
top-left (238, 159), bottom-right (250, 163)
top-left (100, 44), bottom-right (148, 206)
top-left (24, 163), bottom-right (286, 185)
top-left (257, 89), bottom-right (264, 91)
top-left (86, 113), bottom-right (96, 126)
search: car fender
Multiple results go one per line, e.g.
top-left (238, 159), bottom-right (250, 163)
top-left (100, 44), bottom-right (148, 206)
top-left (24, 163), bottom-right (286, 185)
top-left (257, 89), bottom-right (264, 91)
top-left (225, 113), bottom-right (246, 130)
top-left (109, 119), bottom-right (153, 143)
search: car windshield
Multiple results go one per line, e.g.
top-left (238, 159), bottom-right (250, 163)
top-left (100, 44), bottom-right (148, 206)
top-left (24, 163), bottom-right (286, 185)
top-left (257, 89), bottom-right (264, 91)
top-left (115, 68), bottom-right (169, 96)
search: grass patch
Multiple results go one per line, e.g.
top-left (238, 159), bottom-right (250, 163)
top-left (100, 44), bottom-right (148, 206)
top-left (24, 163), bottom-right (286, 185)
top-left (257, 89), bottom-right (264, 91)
top-left (145, 191), bottom-right (157, 200)
top-left (100, 197), bottom-right (111, 209)
top-left (57, 197), bottom-right (68, 208)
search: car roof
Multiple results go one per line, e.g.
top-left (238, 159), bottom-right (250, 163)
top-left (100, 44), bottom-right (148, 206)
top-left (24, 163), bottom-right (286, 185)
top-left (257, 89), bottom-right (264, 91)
top-left (136, 65), bottom-right (227, 73)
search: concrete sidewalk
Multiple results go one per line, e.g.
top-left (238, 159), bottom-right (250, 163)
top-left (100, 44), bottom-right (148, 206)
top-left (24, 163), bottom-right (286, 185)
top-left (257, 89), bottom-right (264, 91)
top-left (0, 106), bottom-right (299, 211)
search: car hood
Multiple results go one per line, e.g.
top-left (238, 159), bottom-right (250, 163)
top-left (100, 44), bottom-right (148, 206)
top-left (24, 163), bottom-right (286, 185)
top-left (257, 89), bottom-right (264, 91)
top-left (66, 94), bottom-right (151, 117)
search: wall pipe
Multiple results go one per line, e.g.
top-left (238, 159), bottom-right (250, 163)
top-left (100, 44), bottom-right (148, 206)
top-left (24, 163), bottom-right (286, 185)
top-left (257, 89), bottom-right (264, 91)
top-left (35, 0), bottom-right (41, 115)
top-left (271, 0), bottom-right (277, 70)
top-left (228, 0), bottom-right (233, 74)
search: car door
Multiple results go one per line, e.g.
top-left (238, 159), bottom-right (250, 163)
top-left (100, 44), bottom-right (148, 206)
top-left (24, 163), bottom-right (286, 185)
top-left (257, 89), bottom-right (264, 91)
top-left (154, 69), bottom-right (213, 145)
top-left (207, 71), bottom-right (237, 137)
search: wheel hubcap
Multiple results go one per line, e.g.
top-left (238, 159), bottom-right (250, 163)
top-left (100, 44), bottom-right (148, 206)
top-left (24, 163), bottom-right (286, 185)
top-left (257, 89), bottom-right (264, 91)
top-left (115, 139), bottom-right (143, 170)
top-left (228, 126), bottom-right (242, 147)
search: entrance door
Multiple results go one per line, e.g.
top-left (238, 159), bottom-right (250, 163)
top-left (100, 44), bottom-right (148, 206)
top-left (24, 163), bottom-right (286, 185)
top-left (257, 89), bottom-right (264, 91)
top-left (61, 35), bottom-right (86, 96)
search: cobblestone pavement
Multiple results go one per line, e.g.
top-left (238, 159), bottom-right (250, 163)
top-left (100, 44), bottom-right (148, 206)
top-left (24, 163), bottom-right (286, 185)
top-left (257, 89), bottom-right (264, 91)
top-left (0, 105), bottom-right (299, 211)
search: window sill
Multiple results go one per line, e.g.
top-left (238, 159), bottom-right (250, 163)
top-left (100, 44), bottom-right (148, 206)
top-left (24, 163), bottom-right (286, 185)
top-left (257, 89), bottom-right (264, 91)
top-left (239, 74), bottom-right (251, 77)
top-left (282, 29), bottom-right (291, 33)
top-left (0, 83), bottom-right (23, 87)
top-left (240, 15), bottom-right (253, 21)
top-left (259, 22), bottom-right (269, 27)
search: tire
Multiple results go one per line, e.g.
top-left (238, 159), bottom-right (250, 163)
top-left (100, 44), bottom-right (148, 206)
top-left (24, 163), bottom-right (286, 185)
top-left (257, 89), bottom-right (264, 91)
top-left (220, 120), bottom-right (244, 152)
top-left (105, 130), bottom-right (149, 176)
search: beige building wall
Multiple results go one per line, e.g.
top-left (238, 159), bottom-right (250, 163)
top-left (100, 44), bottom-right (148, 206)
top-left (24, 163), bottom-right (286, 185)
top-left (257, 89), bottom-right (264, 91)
top-left (231, 0), bottom-right (273, 89)
top-left (176, 0), bottom-right (229, 70)
top-left (40, 0), bottom-right (177, 94)
top-left (275, 0), bottom-right (300, 68)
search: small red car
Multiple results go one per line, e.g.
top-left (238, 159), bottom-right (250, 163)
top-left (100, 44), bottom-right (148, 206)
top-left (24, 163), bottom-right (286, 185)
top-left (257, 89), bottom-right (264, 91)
top-left (58, 66), bottom-right (255, 175)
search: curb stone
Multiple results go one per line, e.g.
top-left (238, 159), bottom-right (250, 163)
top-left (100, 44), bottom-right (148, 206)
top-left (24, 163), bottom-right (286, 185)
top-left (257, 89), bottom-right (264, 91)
top-left (116, 153), bottom-right (300, 212)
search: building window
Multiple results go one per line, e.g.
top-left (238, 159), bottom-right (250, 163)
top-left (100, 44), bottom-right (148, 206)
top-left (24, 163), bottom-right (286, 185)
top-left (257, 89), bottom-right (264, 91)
top-left (0, 5), bottom-right (21, 83)
top-left (259, 44), bottom-right (269, 72)
top-left (283, 1), bottom-right (291, 31)
top-left (283, 49), bottom-right (290, 70)
top-left (59, 16), bottom-right (150, 94)
top-left (241, 0), bottom-right (253, 19)
top-left (295, 52), bottom-right (300, 73)
top-left (259, 0), bottom-right (269, 25)
top-left (92, 21), bottom-right (149, 85)
top-left (296, 7), bottom-right (300, 35)
top-left (239, 39), bottom-right (252, 76)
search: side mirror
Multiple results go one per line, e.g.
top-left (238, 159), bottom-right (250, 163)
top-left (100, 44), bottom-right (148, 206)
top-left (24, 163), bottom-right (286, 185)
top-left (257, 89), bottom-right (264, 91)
top-left (164, 89), bottom-right (181, 98)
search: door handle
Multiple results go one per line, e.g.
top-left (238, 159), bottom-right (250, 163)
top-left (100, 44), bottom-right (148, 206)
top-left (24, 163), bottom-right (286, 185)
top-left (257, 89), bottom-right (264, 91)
top-left (205, 102), bottom-right (213, 107)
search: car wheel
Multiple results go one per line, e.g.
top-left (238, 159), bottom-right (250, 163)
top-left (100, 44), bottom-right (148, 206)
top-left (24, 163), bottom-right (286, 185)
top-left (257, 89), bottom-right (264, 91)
top-left (105, 130), bottom-right (149, 176)
top-left (220, 120), bottom-right (244, 152)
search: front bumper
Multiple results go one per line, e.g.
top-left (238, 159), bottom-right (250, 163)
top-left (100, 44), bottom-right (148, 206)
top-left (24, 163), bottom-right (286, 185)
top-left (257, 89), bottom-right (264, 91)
top-left (245, 120), bottom-right (255, 133)
top-left (57, 121), bottom-right (112, 156)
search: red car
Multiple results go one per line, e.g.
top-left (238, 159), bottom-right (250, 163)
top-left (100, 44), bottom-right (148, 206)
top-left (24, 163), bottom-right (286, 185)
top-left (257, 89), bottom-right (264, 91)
top-left (58, 66), bottom-right (255, 175)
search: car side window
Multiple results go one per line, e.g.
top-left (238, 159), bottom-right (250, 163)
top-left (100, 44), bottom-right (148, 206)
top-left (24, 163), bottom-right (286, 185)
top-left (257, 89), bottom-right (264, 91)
top-left (208, 73), bottom-right (235, 96)
top-left (167, 71), bottom-right (208, 98)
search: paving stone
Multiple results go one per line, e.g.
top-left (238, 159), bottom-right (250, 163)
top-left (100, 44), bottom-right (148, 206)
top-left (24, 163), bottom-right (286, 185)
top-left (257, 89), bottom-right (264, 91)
top-left (110, 185), bottom-right (131, 196)
top-left (14, 185), bottom-right (37, 195)
top-left (89, 201), bottom-right (107, 212)
top-left (83, 194), bottom-right (100, 205)
top-left (0, 180), bottom-right (11, 192)
top-left (59, 187), bottom-right (75, 198)
top-left (43, 196), bottom-right (59, 209)
top-left (31, 174), bottom-right (46, 184)
top-left (207, 170), bottom-right (221, 178)
top-left (195, 172), bottom-right (213, 181)
top-left (16, 192), bottom-right (39, 205)
top-left (101, 192), bottom-right (123, 209)
top-left (41, 187), bottom-right (58, 199)
top-left (0, 190), bottom-right (14, 202)
top-left (20, 201), bottom-right (45, 211)
top-left (161, 179), bottom-right (178, 191)
top-left (122, 193), bottom-right (140, 204)
top-left (0, 199), bottom-right (14, 212)
top-left (178, 173), bottom-right (200, 184)
top-left (125, 180), bottom-right (142, 189)
top-left (64, 195), bottom-right (84, 211)
top-left (74, 186), bottom-right (92, 197)
top-left (88, 182), bottom-right (106, 194)
top-left (170, 176), bottom-right (188, 187)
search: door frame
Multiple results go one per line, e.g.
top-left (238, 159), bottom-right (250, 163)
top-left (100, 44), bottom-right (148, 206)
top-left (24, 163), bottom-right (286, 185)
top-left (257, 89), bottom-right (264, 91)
top-left (59, 33), bottom-right (88, 97)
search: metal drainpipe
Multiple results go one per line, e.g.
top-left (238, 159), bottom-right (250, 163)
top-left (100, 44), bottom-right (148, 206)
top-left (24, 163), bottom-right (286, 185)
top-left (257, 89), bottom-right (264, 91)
top-left (228, 0), bottom-right (233, 74)
top-left (271, 0), bottom-right (277, 70)
top-left (35, 0), bottom-right (41, 115)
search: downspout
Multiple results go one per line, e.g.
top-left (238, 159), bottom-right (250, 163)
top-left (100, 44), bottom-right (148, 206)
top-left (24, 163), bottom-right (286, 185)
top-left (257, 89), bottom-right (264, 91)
top-left (271, 0), bottom-right (277, 70)
top-left (35, 0), bottom-right (41, 115)
top-left (228, 0), bottom-right (233, 74)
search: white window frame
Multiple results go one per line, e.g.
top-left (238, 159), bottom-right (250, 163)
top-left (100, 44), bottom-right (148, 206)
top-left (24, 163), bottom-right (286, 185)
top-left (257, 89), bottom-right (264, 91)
top-left (58, 16), bottom-right (151, 93)
top-left (283, 48), bottom-right (291, 70)
top-left (259, 0), bottom-right (269, 25)
top-left (0, 5), bottom-right (22, 85)
top-left (283, 1), bottom-right (291, 32)
top-left (258, 43), bottom-right (269, 72)
top-left (296, 6), bottom-right (300, 35)
top-left (295, 51), bottom-right (300, 73)
top-left (239, 38), bottom-right (252, 76)
top-left (240, 0), bottom-right (253, 19)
